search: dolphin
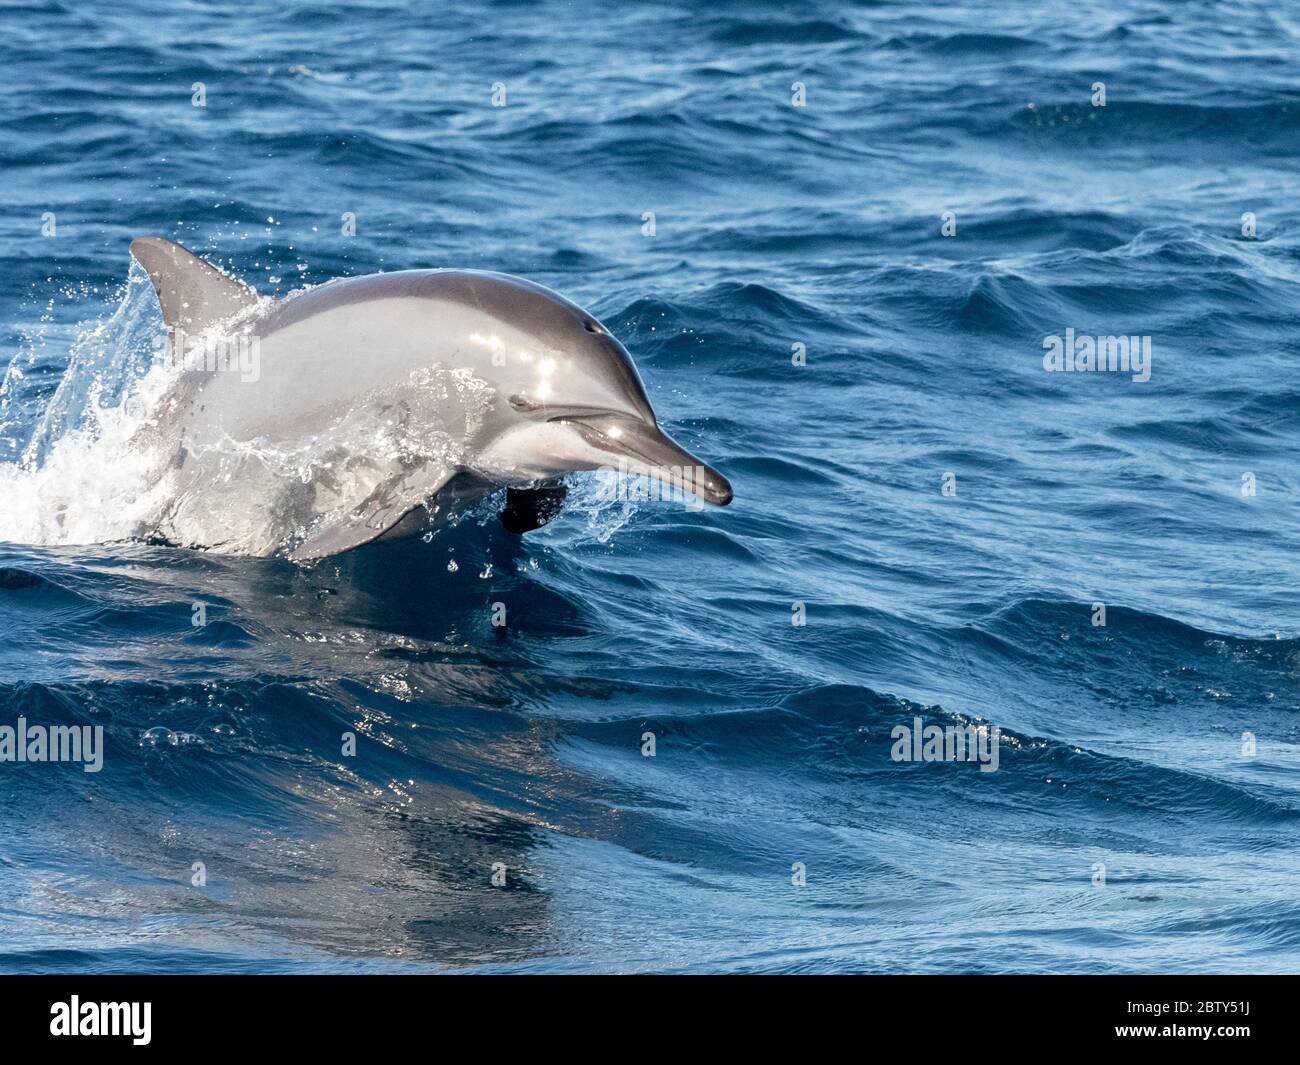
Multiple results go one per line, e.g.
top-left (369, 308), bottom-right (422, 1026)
top-left (127, 237), bottom-right (732, 561)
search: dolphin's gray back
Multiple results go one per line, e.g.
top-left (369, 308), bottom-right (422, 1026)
top-left (258, 269), bottom-right (583, 338)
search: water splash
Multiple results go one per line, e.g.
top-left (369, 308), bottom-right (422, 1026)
top-left (542, 471), bottom-right (640, 545)
top-left (0, 270), bottom-right (181, 547)
top-left (21, 268), bottom-right (165, 466)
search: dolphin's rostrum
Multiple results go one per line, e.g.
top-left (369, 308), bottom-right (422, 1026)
top-left (128, 237), bottom-right (732, 560)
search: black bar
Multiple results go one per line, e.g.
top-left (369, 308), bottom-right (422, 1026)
top-left (0, 974), bottom-right (1288, 1050)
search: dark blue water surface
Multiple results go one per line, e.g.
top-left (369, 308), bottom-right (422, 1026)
top-left (2, 0), bottom-right (1299, 973)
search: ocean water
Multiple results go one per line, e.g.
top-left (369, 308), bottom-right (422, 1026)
top-left (1, 0), bottom-right (1299, 974)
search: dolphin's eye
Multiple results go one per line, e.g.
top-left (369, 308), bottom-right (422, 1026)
top-left (583, 320), bottom-right (603, 334)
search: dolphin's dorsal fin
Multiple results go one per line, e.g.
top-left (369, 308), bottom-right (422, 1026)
top-left (129, 236), bottom-right (261, 331)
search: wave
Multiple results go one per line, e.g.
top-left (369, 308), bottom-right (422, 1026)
top-left (6, 0), bottom-right (1300, 974)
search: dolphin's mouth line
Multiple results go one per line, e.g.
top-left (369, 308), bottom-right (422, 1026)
top-left (542, 406), bottom-right (637, 423)
top-left (559, 416), bottom-right (661, 466)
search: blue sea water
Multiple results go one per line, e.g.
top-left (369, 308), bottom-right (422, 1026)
top-left (1, 0), bottom-right (1299, 974)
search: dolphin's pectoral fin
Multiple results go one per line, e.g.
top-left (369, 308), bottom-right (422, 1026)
top-left (288, 463), bottom-right (456, 562)
top-left (129, 236), bottom-right (262, 332)
top-left (500, 481), bottom-right (568, 534)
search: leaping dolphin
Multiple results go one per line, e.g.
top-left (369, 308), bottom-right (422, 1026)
top-left (126, 237), bottom-right (732, 561)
